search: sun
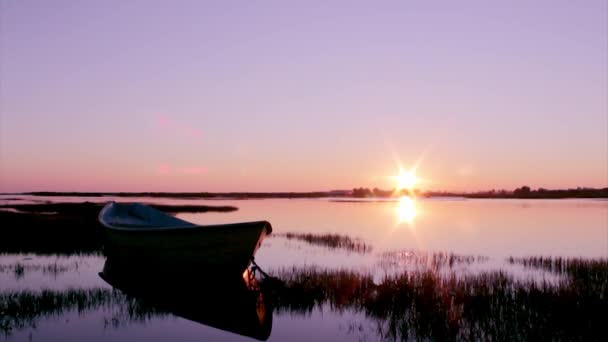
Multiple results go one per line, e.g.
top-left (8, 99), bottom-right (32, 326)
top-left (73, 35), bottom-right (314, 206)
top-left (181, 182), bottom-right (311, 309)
top-left (395, 169), bottom-right (419, 191)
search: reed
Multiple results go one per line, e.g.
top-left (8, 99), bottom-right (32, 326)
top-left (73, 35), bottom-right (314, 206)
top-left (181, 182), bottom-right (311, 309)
top-left (273, 232), bottom-right (373, 253)
top-left (267, 258), bottom-right (608, 341)
top-left (1, 256), bottom-right (606, 340)
top-left (0, 261), bottom-right (83, 278)
top-left (377, 250), bottom-right (488, 271)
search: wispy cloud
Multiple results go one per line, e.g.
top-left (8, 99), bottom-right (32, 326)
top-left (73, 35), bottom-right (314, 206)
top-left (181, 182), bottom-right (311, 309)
top-left (155, 115), bottom-right (203, 140)
top-left (156, 163), bottom-right (172, 175)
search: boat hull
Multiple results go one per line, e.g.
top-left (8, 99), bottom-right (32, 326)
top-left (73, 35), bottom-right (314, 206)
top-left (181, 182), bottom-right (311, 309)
top-left (103, 220), bottom-right (271, 275)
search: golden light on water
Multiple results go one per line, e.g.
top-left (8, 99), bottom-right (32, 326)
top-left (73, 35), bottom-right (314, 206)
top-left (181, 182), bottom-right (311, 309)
top-left (397, 195), bottom-right (417, 224)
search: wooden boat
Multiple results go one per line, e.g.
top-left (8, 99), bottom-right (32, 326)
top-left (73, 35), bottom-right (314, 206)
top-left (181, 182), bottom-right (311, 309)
top-left (99, 257), bottom-right (272, 341)
top-left (98, 201), bottom-right (272, 275)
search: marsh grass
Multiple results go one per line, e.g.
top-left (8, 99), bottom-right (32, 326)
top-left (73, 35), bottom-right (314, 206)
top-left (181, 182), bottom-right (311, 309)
top-left (508, 256), bottom-right (608, 297)
top-left (268, 257), bottom-right (608, 341)
top-left (0, 261), bottom-right (82, 279)
top-left (0, 288), bottom-right (119, 335)
top-left (0, 288), bottom-right (169, 336)
top-left (273, 232), bottom-right (372, 253)
top-left (377, 250), bottom-right (489, 271)
top-left (0, 254), bottom-right (606, 340)
top-left (0, 256), bottom-right (606, 340)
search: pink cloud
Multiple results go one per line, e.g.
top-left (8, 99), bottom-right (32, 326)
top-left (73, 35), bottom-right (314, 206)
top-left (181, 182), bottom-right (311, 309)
top-left (156, 164), bottom-right (172, 174)
top-left (155, 115), bottom-right (203, 140)
top-left (157, 115), bottom-right (171, 127)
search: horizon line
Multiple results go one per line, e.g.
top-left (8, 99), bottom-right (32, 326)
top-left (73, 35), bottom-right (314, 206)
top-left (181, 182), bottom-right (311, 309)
top-left (2, 185), bottom-right (607, 196)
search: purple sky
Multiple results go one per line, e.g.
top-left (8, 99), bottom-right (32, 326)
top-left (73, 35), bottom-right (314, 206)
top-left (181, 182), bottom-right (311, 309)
top-left (1, 0), bottom-right (606, 192)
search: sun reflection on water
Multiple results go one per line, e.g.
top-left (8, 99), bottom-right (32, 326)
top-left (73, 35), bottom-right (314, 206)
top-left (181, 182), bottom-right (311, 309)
top-left (397, 195), bottom-right (417, 224)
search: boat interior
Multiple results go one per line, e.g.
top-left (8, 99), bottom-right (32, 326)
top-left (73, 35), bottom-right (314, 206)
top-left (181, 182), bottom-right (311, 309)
top-left (101, 202), bottom-right (196, 229)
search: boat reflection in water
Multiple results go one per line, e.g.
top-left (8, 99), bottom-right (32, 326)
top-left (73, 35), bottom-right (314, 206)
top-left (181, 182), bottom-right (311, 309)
top-left (99, 255), bottom-right (273, 341)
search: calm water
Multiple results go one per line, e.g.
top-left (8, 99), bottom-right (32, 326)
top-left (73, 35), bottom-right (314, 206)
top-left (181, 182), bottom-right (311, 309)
top-left (1, 196), bottom-right (607, 341)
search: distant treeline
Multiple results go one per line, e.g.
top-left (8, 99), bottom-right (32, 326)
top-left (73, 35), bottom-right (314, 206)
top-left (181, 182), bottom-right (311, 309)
top-left (436, 186), bottom-right (608, 199)
top-left (353, 186), bottom-right (608, 199)
top-left (351, 187), bottom-right (421, 198)
top-left (15, 186), bottom-right (608, 199)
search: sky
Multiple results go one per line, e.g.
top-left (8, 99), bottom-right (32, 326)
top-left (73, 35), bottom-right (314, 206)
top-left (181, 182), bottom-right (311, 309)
top-left (0, 0), bottom-right (606, 192)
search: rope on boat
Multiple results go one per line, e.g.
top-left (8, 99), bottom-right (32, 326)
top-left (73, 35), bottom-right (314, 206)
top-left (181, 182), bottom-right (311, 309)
top-left (250, 257), bottom-right (271, 279)
top-left (250, 257), bottom-right (284, 288)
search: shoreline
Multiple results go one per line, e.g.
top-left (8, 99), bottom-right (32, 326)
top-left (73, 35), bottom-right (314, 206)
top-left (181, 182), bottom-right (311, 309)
top-left (1, 189), bottom-right (606, 200)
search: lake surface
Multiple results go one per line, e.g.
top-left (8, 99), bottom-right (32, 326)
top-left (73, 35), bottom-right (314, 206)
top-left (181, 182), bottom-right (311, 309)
top-left (1, 196), bottom-right (607, 341)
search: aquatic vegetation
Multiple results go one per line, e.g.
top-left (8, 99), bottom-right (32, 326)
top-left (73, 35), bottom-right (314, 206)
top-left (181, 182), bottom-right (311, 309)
top-left (272, 233), bottom-right (372, 254)
top-left (507, 256), bottom-right (608, 274)
top-left (0, 288), bottom-right (119, 335)
top-left (0, 261), bottom-right (82, 279)
top-left (377, 250), bottom-right (489, 271)
top-left (0, 288), bottom-right (170, 336)
top-left (268, 258), bottom-right (608, 341)
top-left (12, 264), bottom-right (24, 280)
top-left (507, 256), bottom-right (608, 296)
top-left (0, 256), bottom-right (606, 340)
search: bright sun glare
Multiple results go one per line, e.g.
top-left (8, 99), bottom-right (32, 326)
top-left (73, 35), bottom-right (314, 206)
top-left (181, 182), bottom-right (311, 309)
top-left (396, 170), bottom-right (418, 190)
